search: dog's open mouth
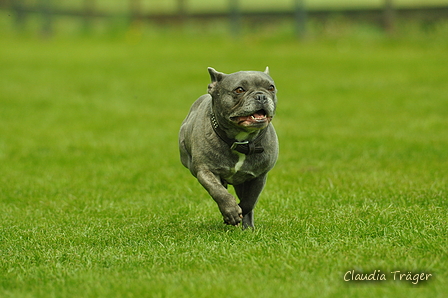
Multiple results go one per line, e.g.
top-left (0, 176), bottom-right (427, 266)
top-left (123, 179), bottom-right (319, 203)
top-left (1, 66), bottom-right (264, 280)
top-left (231, 110), bottom-right (272, 126)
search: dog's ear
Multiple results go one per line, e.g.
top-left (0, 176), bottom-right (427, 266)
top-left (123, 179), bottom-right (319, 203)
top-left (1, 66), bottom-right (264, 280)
top-left (264, 66), bottom-right (270, 75)
top-left (208, 67), bottom-right (226, 94)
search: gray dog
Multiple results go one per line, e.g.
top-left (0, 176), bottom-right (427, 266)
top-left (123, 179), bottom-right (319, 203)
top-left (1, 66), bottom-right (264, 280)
top-left (179, 67), bottom-right (278, 229)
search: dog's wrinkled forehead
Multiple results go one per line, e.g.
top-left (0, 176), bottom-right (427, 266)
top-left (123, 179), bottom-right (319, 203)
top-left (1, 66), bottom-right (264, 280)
top-left (223, 71), bottom-right (274, 89)
top-left (208, 67), bottom-right (275, 95)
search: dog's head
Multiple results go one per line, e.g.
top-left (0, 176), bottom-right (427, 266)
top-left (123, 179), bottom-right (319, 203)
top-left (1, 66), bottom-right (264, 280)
top-left (207, 67), bottom-right (277, 132)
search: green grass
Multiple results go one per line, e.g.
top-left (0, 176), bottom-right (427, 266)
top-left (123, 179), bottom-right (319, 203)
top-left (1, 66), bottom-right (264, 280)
top-left (1, 24), bottom-right (447, 297)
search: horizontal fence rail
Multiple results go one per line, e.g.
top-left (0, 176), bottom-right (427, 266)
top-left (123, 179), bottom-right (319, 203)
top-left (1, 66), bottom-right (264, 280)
top-left (1, 0), bottom-right (448, 37)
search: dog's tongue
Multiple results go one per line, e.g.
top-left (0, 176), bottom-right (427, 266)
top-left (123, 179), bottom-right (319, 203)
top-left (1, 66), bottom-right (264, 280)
top-left (252, 111), bottom-right (266, 119)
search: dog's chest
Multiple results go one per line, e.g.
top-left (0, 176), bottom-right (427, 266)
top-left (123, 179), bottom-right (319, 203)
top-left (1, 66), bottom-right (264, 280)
top-left (232, 152), bottom-right (246, 173)
top-left (222, 152), bottom-right (256, 184)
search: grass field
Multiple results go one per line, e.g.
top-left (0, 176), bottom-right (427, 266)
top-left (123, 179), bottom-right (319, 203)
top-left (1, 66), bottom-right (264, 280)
top-left (1, 22), bottom-right (447, 298)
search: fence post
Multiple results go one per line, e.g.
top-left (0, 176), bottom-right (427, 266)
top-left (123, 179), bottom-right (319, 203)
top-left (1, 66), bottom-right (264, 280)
top-left (177, 0), bottom-right (187, 23)
top-left (383, 0), bottom-right (395, 34)
top-left (40, 0), bottom-right (53, 38)
top-left (83, 0), bottom-right (95, 34)
top-left (12, 0), bottom-right (27, 32)
top-left (294, 0), bottom-right (307, 39)
top-left (129, 0), bottom-right (142, 27)
top-left (229, 0), bottom-right (241, 36)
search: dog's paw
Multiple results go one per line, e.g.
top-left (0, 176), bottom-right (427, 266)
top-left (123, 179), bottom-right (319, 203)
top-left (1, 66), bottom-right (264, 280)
top-left (221, 205), bottom-right (243, 226)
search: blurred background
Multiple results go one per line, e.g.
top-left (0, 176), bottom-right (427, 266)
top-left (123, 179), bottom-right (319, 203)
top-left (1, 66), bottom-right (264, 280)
top-left (1, 0), bottom-right (448, 38)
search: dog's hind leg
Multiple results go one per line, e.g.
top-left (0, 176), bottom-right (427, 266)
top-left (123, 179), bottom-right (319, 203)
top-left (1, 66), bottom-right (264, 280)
top-left (241, 210), bottom-right (254, 230)
top-left (234, 174), bottom-right (267, 229)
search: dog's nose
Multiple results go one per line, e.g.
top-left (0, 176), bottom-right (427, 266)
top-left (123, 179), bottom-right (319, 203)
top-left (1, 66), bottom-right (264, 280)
top-left (255, 93), bottom-right (267, 101)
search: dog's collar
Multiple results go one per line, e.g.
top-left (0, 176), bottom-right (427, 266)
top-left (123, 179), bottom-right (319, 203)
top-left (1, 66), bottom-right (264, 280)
top-left (210, 111), bottom-right (267, 155)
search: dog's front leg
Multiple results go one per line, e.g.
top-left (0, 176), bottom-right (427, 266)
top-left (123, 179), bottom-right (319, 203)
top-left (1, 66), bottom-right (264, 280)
top-left (197, 170), bottom-right (243, 226)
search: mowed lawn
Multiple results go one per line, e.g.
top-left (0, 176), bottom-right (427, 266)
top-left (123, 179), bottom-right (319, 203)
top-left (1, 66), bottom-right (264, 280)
top-left (0, 30), bottom-right (447, 297)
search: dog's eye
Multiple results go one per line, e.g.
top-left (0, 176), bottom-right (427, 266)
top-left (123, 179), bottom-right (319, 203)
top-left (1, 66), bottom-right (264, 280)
top-left (268, 85), bottom-right (275, 92)
top-left (234, 87), bottom-right (245, 94)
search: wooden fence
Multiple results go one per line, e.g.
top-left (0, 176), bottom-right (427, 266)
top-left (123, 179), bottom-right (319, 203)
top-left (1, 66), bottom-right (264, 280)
top-left (2, 0), bottom-right (448, 37)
